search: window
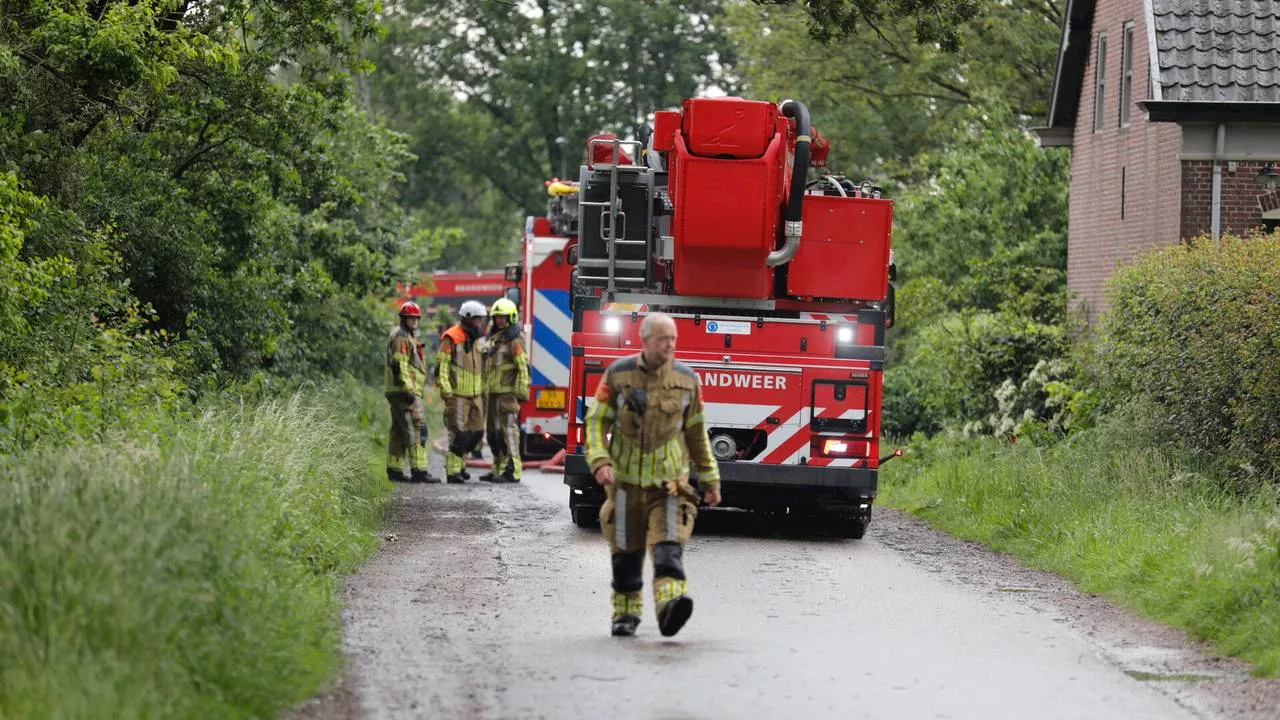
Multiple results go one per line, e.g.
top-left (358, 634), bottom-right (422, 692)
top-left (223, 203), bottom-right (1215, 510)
top-left (1120, 23), bottom-right (1134, 127)
top-left (1094, 33), bottom-right (1108, 132)
top-left (1121, 167), bottom-right (1127, 220)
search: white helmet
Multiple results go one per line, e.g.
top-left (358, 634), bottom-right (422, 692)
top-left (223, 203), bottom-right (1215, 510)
top-left (459, 300), bottom-right (487, 319)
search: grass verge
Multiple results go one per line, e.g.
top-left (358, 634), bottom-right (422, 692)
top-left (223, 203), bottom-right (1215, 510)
top-left (880, 407), bottom-right (1280, 676)
top-left (0, 380), bottom-right (392, 719)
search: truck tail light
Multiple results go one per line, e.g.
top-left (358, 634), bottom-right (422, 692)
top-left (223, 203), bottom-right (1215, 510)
top-left (814, 438), bottom-right (868, 458)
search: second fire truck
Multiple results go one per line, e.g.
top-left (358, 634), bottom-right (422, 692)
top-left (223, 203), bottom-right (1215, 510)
top-left (505, 179), bottom-right (579, 459)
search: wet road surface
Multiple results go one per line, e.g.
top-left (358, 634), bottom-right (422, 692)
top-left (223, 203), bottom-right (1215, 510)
top-left (294, 461), bottom-right (1280, 720)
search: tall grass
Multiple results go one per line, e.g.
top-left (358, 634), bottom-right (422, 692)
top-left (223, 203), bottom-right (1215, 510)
top-left (881, 406), bottom-right (1280, 675)
top-left (0, 387), bottom-right (390, 718)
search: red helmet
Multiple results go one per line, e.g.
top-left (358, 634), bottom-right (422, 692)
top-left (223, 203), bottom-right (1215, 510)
top-left (399, 301), bottom-right (422, 318)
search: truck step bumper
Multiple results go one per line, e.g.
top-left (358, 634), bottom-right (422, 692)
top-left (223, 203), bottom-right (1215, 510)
top-left (563, 454), bottom-right (876, 513)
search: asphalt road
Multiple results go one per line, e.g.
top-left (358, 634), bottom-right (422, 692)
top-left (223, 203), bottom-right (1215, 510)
top-left (293, 460), bottom-right (1280, 720)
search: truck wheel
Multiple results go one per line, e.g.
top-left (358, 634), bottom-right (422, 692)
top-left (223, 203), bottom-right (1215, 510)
top-left (571, 505), bottom-right (600, 529)
top-left (825, 509), bottom-right (871, 539)
top-left (569, 488), bottom-right (601, 529)
top-left (840, 519), bottom-right (869, 540)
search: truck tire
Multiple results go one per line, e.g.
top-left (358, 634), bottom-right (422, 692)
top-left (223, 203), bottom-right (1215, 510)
top-left (569, 488), bottom-right (601, 529)
top-left (571, 506), bottom-right (599, 529)
top-left (824, 508), bottom-right (871, 539)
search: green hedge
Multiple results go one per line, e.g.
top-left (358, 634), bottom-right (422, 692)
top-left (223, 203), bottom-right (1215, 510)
top-left (1098, 231), bottom-right (1280, 486)
top-left (0, 387), bottom-right (389, 719)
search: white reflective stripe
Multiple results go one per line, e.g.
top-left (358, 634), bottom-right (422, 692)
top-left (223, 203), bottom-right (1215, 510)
top-left (779, 407), bottom-right (816, 464)
top-left (760, 408), bottom-right (807, 457)
top-left (615, 486), bottom-right (628, 549)
top-left (534, 288), bottom-right (573, 342)
top-left (530, 236), bottom-right (567, 266)
top-left (701, 402), bottom-right (787, 428)
top-left (666, 494), bottom-right (677, 542)
top-left (530, 335), bottom-right (571, 386)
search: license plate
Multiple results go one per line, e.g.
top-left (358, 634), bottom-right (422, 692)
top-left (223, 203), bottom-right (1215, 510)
top-left (535, 389), bottom-right (566, 410)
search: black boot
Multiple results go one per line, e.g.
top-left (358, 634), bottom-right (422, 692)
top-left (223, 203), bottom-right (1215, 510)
top-left (497, 467), bottom-right (519, 483)
top-left (411, 469), bottom-right (439, 484)
top-left (478, 471), bottom-right (499, 482)
top-left (387, 468), bottom-right (410, 483)
top-left (446, 473), bottom-right (466, 484)
top-left (611, 615), bottom-right (640, 637)
top-left (657, 596), bottom-right (694, 637)
top-left (461, 470), bottom-right (472, 480)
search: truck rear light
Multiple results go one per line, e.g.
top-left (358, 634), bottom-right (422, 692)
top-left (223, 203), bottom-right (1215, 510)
top-left (604, 316), bottom-right (621, 333)
top-left (815, 438), bottom-right (868, 458)
top-left (836, 326), bottom-right (854, 344)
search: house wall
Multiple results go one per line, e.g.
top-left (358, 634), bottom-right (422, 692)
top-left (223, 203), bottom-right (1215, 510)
top-left (1181, 160), bottom-right (1278, 238)
top-left (1067, 0), bottom-right (1182, 321)
top-left (1179, 125), bottom-right (1280, 237)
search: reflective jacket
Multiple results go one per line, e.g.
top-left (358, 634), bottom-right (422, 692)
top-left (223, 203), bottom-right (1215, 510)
top-left (385, 325), bottom-right (427, 396)
top-left (584, 353), bottom-right (720, 490)
top-left (484, 324), bottom-right (530, 397)
top-left (437, 323), bottom-right (484, 398)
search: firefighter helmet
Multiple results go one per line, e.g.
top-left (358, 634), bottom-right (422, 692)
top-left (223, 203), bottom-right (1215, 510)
top-left (398, 300), bottom-right (422, 318)
top-left (458, 300), bottom-right (487, 320)
top-left (490, 297), bottom-right (518, 321)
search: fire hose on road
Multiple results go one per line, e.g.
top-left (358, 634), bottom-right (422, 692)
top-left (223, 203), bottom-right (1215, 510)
top-left (431, 439), bottom-right (566, 473)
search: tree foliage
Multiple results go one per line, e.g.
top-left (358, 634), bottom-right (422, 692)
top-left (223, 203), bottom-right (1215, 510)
top-left (758, 0), bottom-right (982, 49)
top-left (1, 1), bottom-right (433, 388)
top-left (725, 1), bottom-right (1061, 181)
top-left (371, 0), bottom-right (737, 214)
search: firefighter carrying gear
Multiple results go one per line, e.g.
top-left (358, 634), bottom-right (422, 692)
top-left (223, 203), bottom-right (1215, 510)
top-left (585, 353), bottom-right (718, 637)
top-left (439, 301), bottom-right (487, 482)
top-left (483, 299), bottom-right (529, 483)
top-left (385, 304), bottom-right (434, 483)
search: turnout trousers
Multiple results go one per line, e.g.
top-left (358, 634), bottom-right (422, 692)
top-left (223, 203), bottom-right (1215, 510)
top-left (599, 480), bottom-right (698, 622)
top-left (386, 392), bottom-right (427, 476)
top-left (443, 395), bottom-right (485, 476)
top-left (486, 393), bottom-right (522, 479)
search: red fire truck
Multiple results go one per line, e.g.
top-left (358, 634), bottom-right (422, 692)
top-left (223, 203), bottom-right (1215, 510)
top-left (505, 180), bottom-right (579, 459)
top-left (562, 96), bottom-right (897, 538)
top-left (399, 270), bottom-right (517, 317)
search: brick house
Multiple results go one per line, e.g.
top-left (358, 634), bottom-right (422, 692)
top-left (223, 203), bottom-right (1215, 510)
top-left (1035, 0), bottom-right (1280, 319)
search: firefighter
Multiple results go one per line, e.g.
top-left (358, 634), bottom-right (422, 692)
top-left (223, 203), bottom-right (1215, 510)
top-left (438, 300), bottom-right (487, 484)
top-left (431, 305), bottom-right (478, 479)
top-left (584, 312), bottom-right (722, 638)
top-left (385, 301), bottom-right (436, 484)
top-left (480, 298), bottom-right (529, 483)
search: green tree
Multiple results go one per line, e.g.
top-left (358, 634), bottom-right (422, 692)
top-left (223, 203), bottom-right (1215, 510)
top-left (2, 1), bottom-right (434, 379)
top-left (893, 100), bottom-right (1070, 323)
top-left (757, 0), bottom-right (982, 49)
top-left (374, 0), bottom-right (737, 214)
top-left (879, 101), bottom-right (1071, 436)
top-left (725, 1), bottom-right (1062, 181)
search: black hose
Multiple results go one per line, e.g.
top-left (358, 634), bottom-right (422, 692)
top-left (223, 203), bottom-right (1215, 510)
top-left (779, 100), bottom-right (812, 224)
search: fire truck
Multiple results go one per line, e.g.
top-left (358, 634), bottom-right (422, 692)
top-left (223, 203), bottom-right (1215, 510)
top-left (561, 96), bottom-right (897, 539)
top-left (504, 179), bottom-right (579, 459)
top-left (399, 270), bottom-right (518, 317)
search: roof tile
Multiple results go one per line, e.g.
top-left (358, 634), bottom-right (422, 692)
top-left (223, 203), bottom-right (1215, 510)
top-left (1152, 0), bottom-right (1280, 101)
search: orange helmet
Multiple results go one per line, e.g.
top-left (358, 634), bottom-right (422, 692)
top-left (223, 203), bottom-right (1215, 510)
top-left (399, 301), bottom-right (422, 318)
